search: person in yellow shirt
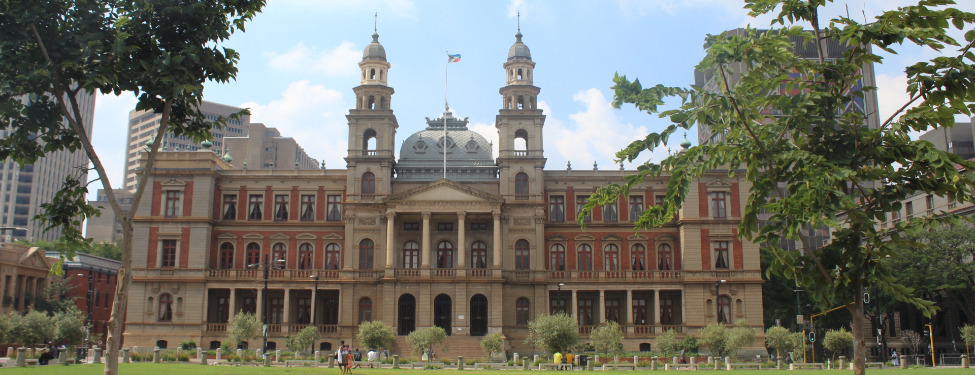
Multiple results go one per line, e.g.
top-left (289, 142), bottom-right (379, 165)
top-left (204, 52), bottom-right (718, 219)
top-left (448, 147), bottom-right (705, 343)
top-left (565, 350), bottom-right (575, 367)
top-left (553, 351), bottom-right (563, 365)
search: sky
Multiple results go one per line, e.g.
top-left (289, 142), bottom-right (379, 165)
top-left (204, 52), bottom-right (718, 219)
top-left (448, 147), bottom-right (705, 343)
top-left (89, 0), bottom-right (973, 188)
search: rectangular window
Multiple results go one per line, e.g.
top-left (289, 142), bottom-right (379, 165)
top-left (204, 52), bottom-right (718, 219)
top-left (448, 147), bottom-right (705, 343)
top-left (549, 195), bottom-right (565, 222)
top-left (248, 194), bottom-right (263, 220)
top-left (891, 210), bottom-right (900, 221)
top-left (222, 194), bottom-right (237, 220)
top-left (603, 202), bottom-right (618, 222)
top-left (300, 195), bottom-right (315, 221)
top-left (714, 241), bottom-right (729, 269)
top-left (926, 195), bottom-right (934, 211)
top-left (164, 191), bottom-right (180, 217)
top-left (161, 239), bottom-right (177, 268)
top-left (470, 222), bottom-right (488, 231)
top-left (274, 194), bottom-right (289, 221)
top-left (905, 201), bottom-right (913, 217)
top-left (403, 222), bottom-right (419, 231)
top-left (326, 195), bottom-right (342, 221)
top-left (576, 195), bottom-right (591, 223)
top-left (711, 191), bottom-right (727, 218)
top-left (437, 222), bottom-right (453, 231)
top-left (629, 196), bottom-right (643, 222)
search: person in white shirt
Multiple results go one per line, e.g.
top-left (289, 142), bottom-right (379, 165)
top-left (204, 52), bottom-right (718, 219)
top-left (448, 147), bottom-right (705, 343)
top-left (367, 349), bottom-right (378, 362)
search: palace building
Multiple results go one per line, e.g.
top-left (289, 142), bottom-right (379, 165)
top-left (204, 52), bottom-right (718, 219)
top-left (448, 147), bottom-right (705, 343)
top-left (124, 28), bottom-right (764, 356)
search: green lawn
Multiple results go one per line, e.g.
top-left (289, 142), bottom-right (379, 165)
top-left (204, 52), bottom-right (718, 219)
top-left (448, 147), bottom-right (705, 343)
top-left (1, 364), bottom-right (973, 375)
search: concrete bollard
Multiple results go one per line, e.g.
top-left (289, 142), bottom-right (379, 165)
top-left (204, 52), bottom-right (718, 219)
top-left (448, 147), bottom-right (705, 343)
top-left (59, 350), bottom-right (67, 365)
top-left (523, 359), bottom-right (530, 370)
top-left (651, 356), bottom-right (658, 371)
top-left (5, 347), bottom-right (12, 358)
top-left (215, 349), bottom-right (221, 362)
top-left (839, 356), bottom-right (846, 370)
top-left (393, 354), bottom-right (399, 369)
top-left (776, 359), bottom-right (782, 370)
top-left (93, 347), bottom-right (102, 364)
top-left (534, 354), bottom-right (539, 363)
top-left (513, 352), bottom-right (519, 364)
top-left (901, 356), bottom-right (909, 369)
top-left (256, 349), bottom-right (263, 361)
top-left (672, 356), bottom-right (679, 364)
top-left (16, 347), bottom-right (25, 367)
top-left (275, 349), bottom-right (281, 363)
top-left (961, 354), bottom-right (969, 368)
top-left (328, 353), bottom-right (335, 367)
top-left (633, 355), bottom-right (638, 366)
top-left (236, 348), bottom-right (242, 359)
top-left (263, 352), bottom-right (270, 367)
top-left (198, 348), bottom-right (206, 365)
top-left (315, 350), bottom-right (320, 364)
top-left (614, 355), bottom-right (620, 364)
top-left (586, 359), bottom-right (593, 370)
top-left (153, 347), bottom-right (160, 363)
top-left (689, 355), bottom-right (695, 365)
top-left (458, 356), bottom-right (464, 370)
top-left (707, 356), bottom-right (713, 364)
top-left (123, 348), bottom-right (130, 363)
top-left (177, 347), bottom-right (183, 358)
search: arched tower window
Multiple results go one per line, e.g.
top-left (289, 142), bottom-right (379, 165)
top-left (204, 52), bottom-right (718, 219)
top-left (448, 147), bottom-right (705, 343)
top-left (517, 68), bottom-right (523, 80)
top-left (370, 68), bottom-right (376, 80)
top-left (361, 172), bottom-right (376, 194)
top-left (379, 69), bottom-right (384, 80)
top-left (517, 95), bottom-right (525, 109)
top-left (380, 96), bottom-right (386, 109)
top-left (368, 95), bottom-right (376, 109)
top-left (515, 172), bottom-right (529, 195)
top-left (363, 129), bottom-right (377, 153)
top-left (513, 129), bottom-right (528, 154)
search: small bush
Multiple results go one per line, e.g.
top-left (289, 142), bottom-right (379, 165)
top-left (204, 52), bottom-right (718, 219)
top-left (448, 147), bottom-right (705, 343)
top-left (161, 352), bottom-right (190, 362)
top-left (179, 339), bottom-right (196, 350)
top-left (637, 360), bottom-right (652, 367)
top-left (423, 364), bottom-right (442, 370)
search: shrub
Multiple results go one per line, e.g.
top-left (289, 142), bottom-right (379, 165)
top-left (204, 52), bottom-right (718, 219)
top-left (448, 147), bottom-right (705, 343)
top-left (526, 313), bottom-right (579, 353)
top-left (406, 326), bottom-right (447, 357)
top-left (590, 321), bottom-right (625, 355)
top-left (179, 339), bottom-right (196, 350)
top-left (357, 320), bottom-right (395, 352)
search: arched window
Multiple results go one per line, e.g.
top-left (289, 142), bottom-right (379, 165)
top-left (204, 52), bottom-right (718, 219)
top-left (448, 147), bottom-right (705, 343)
top-left (515, 239), bottom-right (530, 270)
top-left (359, 297), bottom-right (373, 324)
top-left (471, 241), bottom-right (487, 269)
top-left (631, 244), bottom-right (646, 271)
top-left (324, 243), bottom-right (341, 270)
top-left (515, 172), bottom-right (529, 195)
top-left (436, 241), bottom-right (454, 268)
top-left (219, 242), bottom-right (234, 269)
top-left (577, 244), bottom-right (593, 271)
top-left (159, 294), bottom-right (173, 322)
top-left (717, 295), bottom-right (731, 323)
top-left (514, 129), bottom-right (528, 152)
top-left (517, 68), bottom-right (523, 80)
top-left (658, 243), bottom-right (673, 271)
top-left (517, 95), bottom-right (525, 109)
top-left (272, 243), bottom-right (287, 267)
top-left (361, 172), bottom-right (376, 194)
top-left (403, 241), bottom-right (420, 268)
top-left (298, 243), bottom-right (313, 270)
top-left (604, 244), bottom-right (619, 271)
top-left (549, 244), bottom-right (565, 271)
top-left (359, 239), bottom-right (374, 270)
top-left (246, 242), bottom-right (260, 267)
top-left (363, 129), bottom-right (377, 152)
top-left (367, 95), bottom-right (375, 109)
top-left (515, 297), bottom-right (530, 325)
top-left (370, 68), bottom-right (376, 80)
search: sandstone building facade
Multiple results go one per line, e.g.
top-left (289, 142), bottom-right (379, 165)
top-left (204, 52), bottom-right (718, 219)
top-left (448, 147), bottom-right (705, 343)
top-left (124, 30), bottom-right (764, 356)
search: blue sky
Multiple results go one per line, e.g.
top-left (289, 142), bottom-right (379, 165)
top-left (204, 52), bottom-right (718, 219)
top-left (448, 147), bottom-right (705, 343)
top-left (90, 0), bottom-right (969, 186)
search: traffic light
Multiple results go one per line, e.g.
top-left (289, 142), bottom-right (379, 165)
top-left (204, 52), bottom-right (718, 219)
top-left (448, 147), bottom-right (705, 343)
top-left (808, 331), bottom-right (816, 342)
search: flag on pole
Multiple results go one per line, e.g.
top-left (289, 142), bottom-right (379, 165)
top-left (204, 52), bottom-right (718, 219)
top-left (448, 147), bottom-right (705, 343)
top-left (447, 53), bottom-right (461, 63)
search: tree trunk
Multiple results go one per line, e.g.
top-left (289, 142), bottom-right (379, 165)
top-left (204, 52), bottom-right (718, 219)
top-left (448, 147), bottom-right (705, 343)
top-left (103, 226), bottom-right (132, 375)
top-left (850, 297), bottom-right (866, 375)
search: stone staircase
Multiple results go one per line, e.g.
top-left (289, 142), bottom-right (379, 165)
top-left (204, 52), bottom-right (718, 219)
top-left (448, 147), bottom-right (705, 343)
top-left (389, 336), bottom-right (488, 361)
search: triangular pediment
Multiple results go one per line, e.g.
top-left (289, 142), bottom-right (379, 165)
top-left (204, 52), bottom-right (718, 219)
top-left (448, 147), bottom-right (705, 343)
top-left (19, 247), bottom-right (53, 270)
top-left (385, 179), bottom-right (503, 204)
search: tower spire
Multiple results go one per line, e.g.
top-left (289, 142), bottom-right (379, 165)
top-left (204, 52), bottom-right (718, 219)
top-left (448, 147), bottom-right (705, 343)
top-left (374, 12), bottom-right (378, 33)
top-left (517, 11), bottom-right (521, 33)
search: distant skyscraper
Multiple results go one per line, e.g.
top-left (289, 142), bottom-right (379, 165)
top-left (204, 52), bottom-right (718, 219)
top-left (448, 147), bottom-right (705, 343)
top-left (85, 189), bottom-right (133, 244)
top-left (123, 100), bottom-right (250, 191)
top-left (0, 92), bottom-right (95, 242)
top-left (222, 123), bottom-right (319, 170)
top-left (919, 120), bottom-right (974, 159)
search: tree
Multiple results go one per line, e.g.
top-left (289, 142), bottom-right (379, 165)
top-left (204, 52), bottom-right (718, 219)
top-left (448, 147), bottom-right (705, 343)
top-left (405, 326), bottom-right (447, 359)
top-left (480, 332), bottom-right (505, 357)
top-left (699, 320), bottom-right (756, 359)
top-left (654, 329), bottom-right (682, 355)
top-left (823, 328), bottom-right (854, 360)
top-left (32, 276), bottom-right (77, 314)
top-left (4, 310), bottom-right (56, 347)
top-left (589, 321), bottom-right (624, 355)
top-left (0, 1), bottom-right (265, 373)
top-left (585, 2), bottom-right (975, 374)
top-left (54, 306), bottom-right (88, 345)
top-left (960, 325), bottom-right (975, 356)
top-left (765, 326), bottom-right (803, 360)
top-left (227, 311), bottom-right (262, 350)
top-left (898, 329), bottom-right (923, 359)
top-left (286, 326), bottom-right (318, 355)
top-left (90, 242), bottom-right (122, 261)
top-left (526, 313), bottom-right (579, 354)
top-left (357, 320), bottom-right (395, 352)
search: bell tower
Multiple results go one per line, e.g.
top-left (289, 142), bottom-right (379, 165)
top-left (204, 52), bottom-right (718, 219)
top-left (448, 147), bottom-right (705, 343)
top-left (496, 24), bottom-right (546, 199)
top-left (346, 28), bottom-right (397, 200)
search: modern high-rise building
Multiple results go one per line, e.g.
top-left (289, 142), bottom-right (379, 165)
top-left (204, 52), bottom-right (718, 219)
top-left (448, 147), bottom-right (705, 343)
top-left (0, 92), bottom-right (95, 242)
top-left (222, 123), bottom-right (320, 170)
top-left (919, 120), bottom-right (974, 160)
top-left (85, 188), bottom-right (134, 244)
top-left (123, 101), bottom-right (250, 191)
top-left (123, 29), bottom-right (765, 357)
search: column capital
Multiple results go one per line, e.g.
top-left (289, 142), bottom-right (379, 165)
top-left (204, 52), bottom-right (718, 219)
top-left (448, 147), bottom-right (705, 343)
top-left (457, 211), bottom-right (466, 220)
top-left (386, 211), bottom-right (396, 219)
top-left (492, 210), bottom-right (501, 220)
top-left (422, 211), bottom-right (431, 220)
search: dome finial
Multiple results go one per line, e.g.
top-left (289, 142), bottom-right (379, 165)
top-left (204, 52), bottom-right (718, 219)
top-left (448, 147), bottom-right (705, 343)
top-left (374, 12), bottom-right (378, 33)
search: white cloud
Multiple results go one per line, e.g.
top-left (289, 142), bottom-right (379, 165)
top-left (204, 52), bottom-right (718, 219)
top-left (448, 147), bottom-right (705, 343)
top-left (241, 80), bottom-right (350, 168)
top-left (544, 89), bottom-right (662, 171)
top-left (875, 73), bottom-right (911, 128)
top-left (468, 121), bottom-right (500, 160)
top-left (267, 41), bottom-right (361, 76)
top-left (618, 0), bottom-right (747, 18)
top-left (277, 0), bottom-right (416, 19)
top-left (90, 91), bottom-right (139, 187)
top-left (508, 0), bottom-right (528, 18)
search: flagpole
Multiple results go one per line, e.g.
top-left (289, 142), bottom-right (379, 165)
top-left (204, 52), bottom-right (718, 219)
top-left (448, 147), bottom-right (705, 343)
top-left (443, 51), bottom-right (449, 180)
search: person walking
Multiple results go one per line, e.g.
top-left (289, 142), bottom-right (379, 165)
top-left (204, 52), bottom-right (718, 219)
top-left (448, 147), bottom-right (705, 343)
top-left (336, 345), bottom-right (346, 375)
top-left (891, 349), bottom-right (900, 366)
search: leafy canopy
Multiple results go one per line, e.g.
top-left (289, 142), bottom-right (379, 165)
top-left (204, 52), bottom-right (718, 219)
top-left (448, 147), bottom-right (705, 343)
top-left (405, 326), bottom-right (447, 357)
top-left (526, 313), bottom-right (579, 354)
top-left (357, 320), bottom-right (395, 352)
top-left (227, 311), bottom-right (262, 350)
top-left (589, 321), bottom-right (625, 355)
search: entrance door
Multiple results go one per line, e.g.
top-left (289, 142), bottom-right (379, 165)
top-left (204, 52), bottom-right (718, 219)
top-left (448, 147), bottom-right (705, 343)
top-left (470, 294), bottom-right (488, 336)
top-left (434, 294), bottom-right (452, 335)
top-left (398, 294), bottom-right (416, 335)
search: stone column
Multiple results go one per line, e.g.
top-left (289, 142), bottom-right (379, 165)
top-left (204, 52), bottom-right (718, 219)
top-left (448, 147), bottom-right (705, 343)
top-left (283, 288), bottom-right (292, 324)
top-left (625, 290), bottom-right (633, 325)
top-left (492, 210), bottom-right (502, 268)
top-left (229, 288), bottom-right (237, 317)
top-left (653, 290), bottom-right (660, 325)
top-left (457, 212), bottom-right (466, 268)
top-left (256, 287), bottom-right (264, 326)
top-left (571, 290), bottom-right (578, 319)
top-left (385, 212), bottom-right (396, 268)
top-left (421, 211), bottom-right (431, 268)
top-left (598, 290), bottom-right (605, 324)
top-left (680, 290), bottom-right (686, 324)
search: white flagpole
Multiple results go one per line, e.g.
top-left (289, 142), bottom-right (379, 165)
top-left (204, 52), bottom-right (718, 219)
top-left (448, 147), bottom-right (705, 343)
top-left (443, 51), bottom-right (449, 180)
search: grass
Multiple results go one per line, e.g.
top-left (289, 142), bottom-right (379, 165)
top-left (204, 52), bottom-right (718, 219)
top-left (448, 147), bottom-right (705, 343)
top-left (1, 364), bottom-right (973, 375)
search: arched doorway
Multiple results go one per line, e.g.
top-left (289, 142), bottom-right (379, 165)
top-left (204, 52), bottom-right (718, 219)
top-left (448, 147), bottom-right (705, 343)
top-left (398, 294), bottom-right (416, 335)
top-left (434, 294), bottom-right (452, 336)
top-left (470, 294), bottom-right (488, 336)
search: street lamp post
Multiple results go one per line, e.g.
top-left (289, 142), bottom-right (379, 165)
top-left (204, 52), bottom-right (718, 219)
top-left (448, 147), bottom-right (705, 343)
top-left (309, 274), bottom-right (319, 354)
top-left (558, 283), bottom-right (565, 314)
top-left (715, 279), bottom-right (726, 323)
